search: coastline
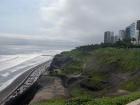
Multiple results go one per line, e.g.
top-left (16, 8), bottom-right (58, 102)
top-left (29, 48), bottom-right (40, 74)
top-left (29, 46), bottom-right (140, 105)
top-left (0, 69), bottom-right (34, 102)
top-left (0, 60), bottom-right (52, 105)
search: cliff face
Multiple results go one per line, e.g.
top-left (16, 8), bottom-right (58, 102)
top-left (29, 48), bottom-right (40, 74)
top-left (29, 46), bottom-right (140, 105)
top-left (48, 47), bottom-right (140, 97)
top-left (49, 54), bottom-right (74, 71)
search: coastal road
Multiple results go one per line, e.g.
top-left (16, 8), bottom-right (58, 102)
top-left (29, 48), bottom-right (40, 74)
top-left (0, 60), bottom-right (52, 105)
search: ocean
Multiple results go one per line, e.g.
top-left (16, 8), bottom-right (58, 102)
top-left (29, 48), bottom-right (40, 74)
top-left (0, 49), bottom-right (63, 92)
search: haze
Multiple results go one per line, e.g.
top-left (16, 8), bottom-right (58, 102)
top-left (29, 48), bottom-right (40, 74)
top-left (1, 0), bottom-right (140, 53)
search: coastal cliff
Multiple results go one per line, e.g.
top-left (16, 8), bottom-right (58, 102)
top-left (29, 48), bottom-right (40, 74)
top-left (30, 45), bottom-right (140, 105)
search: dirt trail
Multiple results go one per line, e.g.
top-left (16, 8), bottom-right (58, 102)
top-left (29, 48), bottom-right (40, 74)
top-left (127, 99), bottom-right (140, 105)
top-left (30, 76), bottom-right (68, 104)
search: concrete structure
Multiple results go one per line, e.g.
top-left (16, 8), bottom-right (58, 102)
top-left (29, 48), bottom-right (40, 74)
top-left (114, 35), bottom-right (119, 42)
top-left (104, 31), bottom-right (114, 43)
top-left (104, 20), bottom-right (140, 45)
top-left (129, 23), bottom-right (136, 38)
top-left (119, 30), bottom-right (126, 40)
top-left (110, 34), bottom-right (114, 43)
top-left (125, 20), bottom-right (140, 44)
top-left (125, 26), bottom-right (131, 40)
top-left (136, 20), bottom-right (140, 44)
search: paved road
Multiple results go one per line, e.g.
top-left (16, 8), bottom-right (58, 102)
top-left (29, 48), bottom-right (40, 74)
top-left (0, 61), bottom-right (51, 105)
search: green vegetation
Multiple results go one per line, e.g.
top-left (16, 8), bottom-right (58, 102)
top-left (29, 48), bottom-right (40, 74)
top-left (32, 44), bottom-right (140, 105)
top-left (31, 92), bottom-right (140, 105)
top-left (91, 48), bottom-right (140, 72)
top-left (70, 87), bottom-right (93, 98)
top-left (61, 47), bottom-right (140, 75)
top-left (30, 99), bottom-right (65, 105)
top-left (121, 77), bottom-right (140, 91)
top-left (59, 47), bottom-right (140, 92)
top-left (61, 59), bottom-right (83, 74)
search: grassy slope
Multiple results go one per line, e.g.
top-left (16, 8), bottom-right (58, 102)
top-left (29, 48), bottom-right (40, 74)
top-left (59, 48), bottom-right (140, 91)
top-left (31, 92), bottom-right (140, 105)
top-left (62, 48), bottom-right (140, 73)
top-left (31, 47), bottom-right (140, 105)
top-left (62, 48), bottom-right (140, 91)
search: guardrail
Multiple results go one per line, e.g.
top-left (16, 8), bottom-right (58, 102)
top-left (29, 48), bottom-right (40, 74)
top-left (0, 60), bottom-right (52, 105)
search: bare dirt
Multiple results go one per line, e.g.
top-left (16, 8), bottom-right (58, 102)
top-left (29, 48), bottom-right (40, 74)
top-left (30, 76), bottom-right (68, 104)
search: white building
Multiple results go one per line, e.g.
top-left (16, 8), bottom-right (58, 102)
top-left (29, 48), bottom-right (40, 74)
top-left (119, 30), bottom-right (125, 40)
top-left (114, 35), bottom-right (119, 43)
top-left (125, 20), bottom-right (140, 45)
top-left (104, 31), bottom-right (114, 43)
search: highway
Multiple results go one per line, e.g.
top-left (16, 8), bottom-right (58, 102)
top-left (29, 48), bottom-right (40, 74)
top-left (0, 60), bottom-right (52, 105)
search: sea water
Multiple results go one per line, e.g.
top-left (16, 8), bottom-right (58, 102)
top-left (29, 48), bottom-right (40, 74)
top-left (0, 50), bottom-right (62, 92)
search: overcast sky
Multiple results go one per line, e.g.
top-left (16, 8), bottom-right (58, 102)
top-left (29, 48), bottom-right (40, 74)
top-left (1, 0), bottom-right (140, 52)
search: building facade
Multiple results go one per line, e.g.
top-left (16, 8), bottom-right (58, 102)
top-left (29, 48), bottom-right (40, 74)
top-left (136, 20), bottom-right (140, 44)
top-left (125, 26), bottom-right (131, 40)
top-left (104, 31), bottom-right (114, 43)
top-left (119, 30), bottom-right (126, 40)
top-left (114, 35), bottom-right (119, 42)
top-left (125, 20), bottom-right (140, 44)
top-left (104, 20), bottom-right (140, 45)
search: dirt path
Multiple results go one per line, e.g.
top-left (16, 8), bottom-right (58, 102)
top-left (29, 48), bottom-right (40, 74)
top-left (30, 76), bottom-right (68, 104)
top-left (127, 99), bottom-right (140, 105)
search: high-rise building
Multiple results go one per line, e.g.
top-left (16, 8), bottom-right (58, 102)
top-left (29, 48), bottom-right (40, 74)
top-left (111, 34), bottom-right (115, 43)
top-left (125, 22), bottom-right (138, 44)
top-left (119, 30), bottom-right (126, 40)
top-left (103, 20), bottom-right (140, 45)
top-left (136, 20), bottom-right (140, 44)
top-left (125, 26), bottom-right (131, 40)
top-left (130, 23), bottom-right (136, 38)
top-left (104, 31), bottom-right (114, 43)
top-left (114, 35), bottom-right (119, 42)
top-left (125, 20), bottom-right (140, 44)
